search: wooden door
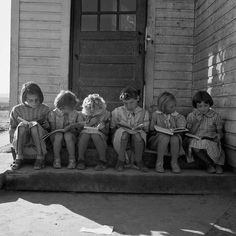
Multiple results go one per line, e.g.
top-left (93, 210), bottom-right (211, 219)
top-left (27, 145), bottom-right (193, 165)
top-left (70, 0), bottom-right (147, 110)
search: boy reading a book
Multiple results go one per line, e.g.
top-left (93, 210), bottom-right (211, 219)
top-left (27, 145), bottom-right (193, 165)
top-left (48, 90), bottom-right (84, 169)
top-left (148, 92), bottom-right (186, 173)
top-left (77, 94), bottom-right (110, 171)
top-left (111, 86), bottom-right (149, 172)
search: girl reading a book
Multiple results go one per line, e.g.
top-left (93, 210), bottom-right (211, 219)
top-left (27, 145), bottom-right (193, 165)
top-left (148, 92), bottom-right (186, 173)
top-left (111, 86), bottom-right (149, 172)
top-left (10, 82), bottom-right (50, 170)
top-left (77, 94), bottom-right (110, 171)
top-left (48, 90), bottom-right (84, 169)
top-left (186, 91), bottom-right (224, 174)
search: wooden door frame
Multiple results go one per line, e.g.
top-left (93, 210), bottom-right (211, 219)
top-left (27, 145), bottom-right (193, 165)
top-left (69, 0), bottom-right (155, 108)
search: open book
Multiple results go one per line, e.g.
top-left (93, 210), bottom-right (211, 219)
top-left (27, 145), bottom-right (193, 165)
top-left (154, 126), bottom-right (189, 135)
top-left (118, 123), bottom-right (144, 131)
top-left (185, 133), bottom-right (217, 142)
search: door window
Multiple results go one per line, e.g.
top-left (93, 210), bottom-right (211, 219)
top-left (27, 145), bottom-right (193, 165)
top-left (81, 0), bottom-right (137, 31)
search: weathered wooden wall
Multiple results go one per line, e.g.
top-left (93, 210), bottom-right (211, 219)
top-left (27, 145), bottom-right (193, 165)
top-left (153, 0), bottom-right (195, 115)
top-left (10, 0), bottom-right (71, 108)
top-left (193, 0), bottom-right (236, 168)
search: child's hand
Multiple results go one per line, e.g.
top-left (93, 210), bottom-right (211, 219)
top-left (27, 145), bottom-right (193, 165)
top-left (64, 125), bottom-right (72, 132)
top-left (97, 123), bottom-right (105, 130)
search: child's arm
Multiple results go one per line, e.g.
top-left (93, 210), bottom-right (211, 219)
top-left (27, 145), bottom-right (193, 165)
top-left (186, 112), bottom-right (201, 134)
top-left (48, 111), bottom-right (56, 131)
top-left (143, 110), bottom-right (150, 132)
top-left (97, 114), bottom-right (110, 135)
top-left (176, 113), bottom-right (187, 129)
top-left (9, 107), bottom-right (19, 143)
top-left (215, 113), bottom-right (224, 140)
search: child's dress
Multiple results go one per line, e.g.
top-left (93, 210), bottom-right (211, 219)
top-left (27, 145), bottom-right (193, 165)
top-left (148, 110), bottom-right (186, 156)
top-left (48, 108), bottom-right (84, 136)
top-left (9, 103), bottom-right (50, 156)
top-left (80, 109), bottom-right (110, 147)
top-left (186, 109), bottom-right (225, 165)
top-left (111, 106), bottom-right (149, 154)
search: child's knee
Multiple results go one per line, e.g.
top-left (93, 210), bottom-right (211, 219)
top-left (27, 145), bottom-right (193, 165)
top-left (18, 125), bottom-right (26, 136)
top-left (159, 134), bottom-right (170, 143)
top-left (30, 126), bottom-right (39, 136)
top-left (121, 132), bottom-right (129, 141)
top-left (170, 135), bottom-right (179, 145)
top-left (54, 133), bottom-right (63, 142)
top-left (91, 134), bottom-right (101, 142)
top-left (132, 133), bottom-right (143, 143)
top-left (64, 132), bottom-right (74, 142)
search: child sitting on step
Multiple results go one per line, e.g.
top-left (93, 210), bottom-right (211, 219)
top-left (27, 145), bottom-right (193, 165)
top-left (111, 86), bottom-right (149, 172)
top-left (186, 91), bottom-right (225, 174)
top-left (77, 94), bottom-right (110, 171)
top-left (148, 92), bottom-right (186, 173)
top-left (48, 90), bottom-right (84, 169)
top-left (10, 82), bottom-right (50, 170)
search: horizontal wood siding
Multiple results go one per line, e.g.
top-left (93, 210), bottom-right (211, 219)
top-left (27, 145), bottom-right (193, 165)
top-left (154, 0), bottom-right (194, 115)
top-left (193, 0), bottom-right (236, 167)
top-left (15, 0), bottom-right (70, 106)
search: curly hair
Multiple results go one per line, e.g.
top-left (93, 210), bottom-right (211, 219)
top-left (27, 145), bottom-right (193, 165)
top-left (82, 94), bottom-right (106, 115)
top-left (20, 81), bottom-right (44, 104)
top-left (54, 90), bottom-right (78, 109)
top-left (157, 91), bottom-right (176, 113)
top-left (192, 91), bottom-right (213, 108)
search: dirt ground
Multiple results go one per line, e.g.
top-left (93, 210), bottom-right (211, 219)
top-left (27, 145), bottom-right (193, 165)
top-left (0, 110), bottom-right (9, 131)
top-left (0, 191), bottom-right (235, 236)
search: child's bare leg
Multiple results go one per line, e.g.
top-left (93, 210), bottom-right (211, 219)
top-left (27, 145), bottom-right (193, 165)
top-left (170, 135), bottom-right (181, 173)
top-left (91, 134), bottom-right (106, 162)
top-left (116, 132), bottom-right (129, 171)
top-left (30, 126), bottom-right (43, 157)
top-left (52, 133), bottom-right (63, 168)
top-left (16, 125), bottom-right (27, 159)
top-left (192, 148), bottom-right (216, 174)
top-left (12, 125), bottom-right (26, 170)
top-left (91, 134), bottom-right (107, 171)
top-left (64, 132), bottom-right (76, 169)
top-left (132, 133), bottom-right (147, 172)
top-left (77, 133), bottom-right (90, 169)
top-left (156, 134), bottom-right (170, 173)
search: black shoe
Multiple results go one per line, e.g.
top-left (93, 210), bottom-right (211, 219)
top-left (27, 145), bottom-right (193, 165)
top-left (34, 159), bottom-right (45, 170)
top-left (94, 160), bottom-right (107, 171)
top-left (77, 160), bottom-right (86, 170)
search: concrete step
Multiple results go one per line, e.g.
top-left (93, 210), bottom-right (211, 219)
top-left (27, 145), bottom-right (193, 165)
top-left (4, 166), bottom-right (236, 194)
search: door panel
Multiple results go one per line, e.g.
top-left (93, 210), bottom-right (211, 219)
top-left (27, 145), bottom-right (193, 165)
top-left (70, 0), bottom-right (147, 110)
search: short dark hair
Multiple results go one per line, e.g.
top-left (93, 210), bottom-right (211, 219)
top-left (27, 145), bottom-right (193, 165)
top-left (192, 91), bottom-right (213, 108)
top-left (20, 82), bottom-right (44, 104)
top-left (54, 90), bottom-right (78, 109)
top-left (119, 86), bottom-right (140, 101)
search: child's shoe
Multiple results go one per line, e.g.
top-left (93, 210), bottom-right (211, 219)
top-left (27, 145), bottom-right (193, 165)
top-left (53, 159), bottom-right (61, 169)
top-left (116, 160), bottom-right (125, 172)
top-left (11, 159), bottom-right (23, 170)
top-left (67, 160), bottom-right (76, 169)
top-left (137, 161), bottom-right (149, 172)
top-left (77, 160), bottom-right (86, 170)
top-left (171, 162), bottom-right (181, 174)
top-left (215, 165), bottom-right (223, 174)
top-left (155, 162), bottom-right (164, 173)
top-left (34, 159), bottom-right (45, 170)
top-left (94, 160), bottom-right (107, 171)
top-left (207, 164), bottom-right (216, 174)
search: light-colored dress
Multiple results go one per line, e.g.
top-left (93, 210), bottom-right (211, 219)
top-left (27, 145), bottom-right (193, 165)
top-left (186, 109), bottom-right (225, 165)
top-left (111, 106), bottom-right (149, 153)
top-left (148, 110), bottom-right (186, 156)
top-left (9, 103), bottom-right (50, 156)
top-left (80, 109), bottom-right (110, 147)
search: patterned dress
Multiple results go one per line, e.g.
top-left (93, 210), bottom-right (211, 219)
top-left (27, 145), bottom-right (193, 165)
top-left (9, 103), bottom-right (50, 156)
top-left (148, 110), bottom-right (186, 156)
top-left (48, 108), bottom-right (84, 136)
top-left (111, 106), bottom-right (149, 153)
top-left (186, 109), bottom-right (225, 165)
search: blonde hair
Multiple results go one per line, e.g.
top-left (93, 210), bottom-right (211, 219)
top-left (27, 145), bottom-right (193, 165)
top-left (82, 94), bottom-right (106, 115)
top-left (157, 92), bottom-right (176, 113)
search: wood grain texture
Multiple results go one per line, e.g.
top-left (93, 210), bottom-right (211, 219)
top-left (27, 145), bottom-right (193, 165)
top-left (194, 0), bottom-right (236, 166)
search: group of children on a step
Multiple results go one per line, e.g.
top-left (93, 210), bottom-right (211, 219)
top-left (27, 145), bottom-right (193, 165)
top-left (9, 81), bottom-right (225, 174)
